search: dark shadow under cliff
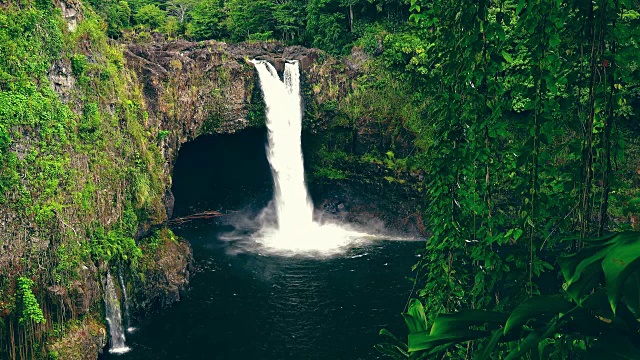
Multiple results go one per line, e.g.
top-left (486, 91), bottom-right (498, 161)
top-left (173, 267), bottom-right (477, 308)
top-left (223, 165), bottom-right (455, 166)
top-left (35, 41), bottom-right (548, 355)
top-left (170, 128), bottom-right (273, 218)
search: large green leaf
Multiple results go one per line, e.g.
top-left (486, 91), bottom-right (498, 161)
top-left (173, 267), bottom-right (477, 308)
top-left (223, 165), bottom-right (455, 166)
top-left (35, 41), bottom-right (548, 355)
top-left (503, 295), bottom-right (573, 335)
top-left (504, 318), bottom-right (557, 360)
top-left (474, 329), bottom-right (504, 360)
top-left (408, 329), bottom-right (490, 352)
top-left (374, 343), bottom-right (410, 358)
top-left (601, 232), bottom-right (640, 313)
top-left (623, 272), bottom-right (640, 318)
top-left (430, 310), bottom-right (508, 336)
top-left (405, 299), bottom-right (428, 333)
top-left (560, 247), bottom-right (607, 287)
top-left (558, 244), bottom-right (608, 283)
top-left (564, 260), bottom-right (603, 304)
top-left (558, 232), bottom-right (640, 306)
top-left (404, 310), bottom-right (507, 354)
top-left (379, 329), bottom-right (409, 353)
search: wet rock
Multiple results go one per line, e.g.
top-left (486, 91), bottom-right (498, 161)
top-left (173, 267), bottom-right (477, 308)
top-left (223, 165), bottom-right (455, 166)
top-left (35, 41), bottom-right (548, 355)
top-left (164, 189), bottom-right (175, 219)
top-left (47, 262), bottom-right (101, 318)
top-left (310, 161), bottom-right (424, 237)
top-left (135, 233), bottom-right (193, 312)
top-left (47, 316), bottom-right (107, 360)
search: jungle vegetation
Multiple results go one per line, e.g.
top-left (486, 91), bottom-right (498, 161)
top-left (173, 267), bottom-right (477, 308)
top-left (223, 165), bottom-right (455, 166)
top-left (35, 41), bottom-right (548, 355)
top-left (1, 0), bottom-right (639, 358)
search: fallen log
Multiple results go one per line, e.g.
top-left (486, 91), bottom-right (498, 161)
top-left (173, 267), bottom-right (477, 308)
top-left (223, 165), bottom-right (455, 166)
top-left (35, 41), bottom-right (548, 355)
top-left (168, 210), bottom-right (228, 225)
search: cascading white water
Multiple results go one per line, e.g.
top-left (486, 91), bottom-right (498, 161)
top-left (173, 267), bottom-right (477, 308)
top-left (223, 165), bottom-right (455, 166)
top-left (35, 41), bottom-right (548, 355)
top-left (252, 60), bottom-right (314, 234)
top-left (251, 60), bottom-right (367, 253)
top-left (104, 273), bottom-right (130, 354)
top-left (117, 271), bottom-right (136, 334)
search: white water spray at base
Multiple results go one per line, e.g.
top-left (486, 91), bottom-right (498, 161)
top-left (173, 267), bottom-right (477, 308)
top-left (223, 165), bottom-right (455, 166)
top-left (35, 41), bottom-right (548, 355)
top-left (251, 60), bottom-right (370, 255)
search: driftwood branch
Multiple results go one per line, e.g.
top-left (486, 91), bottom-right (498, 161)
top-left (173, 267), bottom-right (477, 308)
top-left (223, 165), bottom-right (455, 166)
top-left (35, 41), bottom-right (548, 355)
top-left (168, 210), bottom-right (229, 225)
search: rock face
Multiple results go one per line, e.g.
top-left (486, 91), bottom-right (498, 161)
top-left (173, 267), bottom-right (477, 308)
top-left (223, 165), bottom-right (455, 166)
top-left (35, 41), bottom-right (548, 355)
top-left (125, 39), bottom-right (423, 236)
top-left (124, 40), bottom-right (371, 216)
top-left (312, 163), bottom-right (425, 236)
top-left (56, 0), bottom-right (82, 32)
top-left (47, 316), bottom-right (107, 360)
top-left (123, 40), bottom-right (327, 174)
top-left (135, 232), bottom-right (194, 311)
top-left (47, 262), bottom-right (102, 319)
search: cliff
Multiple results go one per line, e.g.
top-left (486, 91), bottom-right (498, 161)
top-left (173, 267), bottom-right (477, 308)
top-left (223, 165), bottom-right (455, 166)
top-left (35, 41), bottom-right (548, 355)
top-left (0, 1), bottom-right (421, 358)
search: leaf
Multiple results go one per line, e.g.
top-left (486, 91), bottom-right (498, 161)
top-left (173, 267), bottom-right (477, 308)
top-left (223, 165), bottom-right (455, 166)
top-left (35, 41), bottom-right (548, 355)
top-left (474, 329), bottom-right (503, 360)
top-left (504, 319), bottom-right (556, 360)
top-left (375, 343), bottom-right (409, 358)
top-left (601, 232), bottom-right (640, 313)
top-left (623, 272), bottom-right (640, 318)
top-left (504, 295), bottom-right (573, 335)
top-left (430, 310), bottom-right (508, 336)
top-left (513, 228), bottom-right (524, 241)
top-left (379, 328), bottom-right (409, 353)
top-left (516, 0), bottom-right (526, 14)
top-left (502, 51), bottom-right (514, 64)
top-left (403, 299), bottom-right (428, 333)
top-left (558, 246), bottom-right (607, 297)
top-left (408, 329), bottom-right (490, 352)
top-left (565, 260), bottom-right (603, 304)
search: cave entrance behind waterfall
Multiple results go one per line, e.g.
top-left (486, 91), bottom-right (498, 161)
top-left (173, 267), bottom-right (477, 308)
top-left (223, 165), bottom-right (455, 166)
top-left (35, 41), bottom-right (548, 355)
top-left (170, 127), bottom-right (273, 219)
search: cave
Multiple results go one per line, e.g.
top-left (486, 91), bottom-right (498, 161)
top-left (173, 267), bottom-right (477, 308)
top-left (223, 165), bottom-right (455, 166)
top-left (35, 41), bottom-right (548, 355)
top-left (170, 128), bottom-right (273, 218)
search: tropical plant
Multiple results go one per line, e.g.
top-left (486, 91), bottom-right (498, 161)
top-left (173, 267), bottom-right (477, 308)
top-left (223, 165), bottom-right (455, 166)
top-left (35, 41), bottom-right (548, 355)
top-left (378, 231), bottom-right (640, 359)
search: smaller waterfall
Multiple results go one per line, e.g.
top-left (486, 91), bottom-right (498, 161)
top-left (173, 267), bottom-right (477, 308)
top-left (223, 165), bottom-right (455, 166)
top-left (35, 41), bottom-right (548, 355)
top-left (105, 272), bottom-right (130, 354)
top-left (117, 271), bottom-right (136, 333)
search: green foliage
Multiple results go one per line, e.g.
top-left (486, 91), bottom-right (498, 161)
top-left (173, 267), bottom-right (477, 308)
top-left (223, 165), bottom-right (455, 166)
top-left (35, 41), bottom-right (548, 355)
top-left (379, 232), bottom-right (640, 359)
top-left (226, 0), bottom-right (275, 41)
top-left (306, 1), bottom-right (350, 55)
top-left (374, 0), bottom-right (640, 331)
top-left (0, 4), bottom-right (63, 90)
top-left (87, 0), bottom-right (409, 54)
top-left (142, 227), bottom-right (178, 252)
top-left (16, 277), bottom-right (46, 325)
top-left (157, 129), bottom-right (170, 140)
top-left (134, 4), bottom-right (166, 29)
top-left (87, 225), bottom-right (142, 265)
top-left (71, 54), bottom-right (88, 76)
top-left (186, 0), bottom-right (226, 40)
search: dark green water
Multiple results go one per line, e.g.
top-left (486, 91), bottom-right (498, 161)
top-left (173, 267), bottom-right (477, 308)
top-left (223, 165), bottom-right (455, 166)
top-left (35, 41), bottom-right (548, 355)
top-left (102, 221), bottom-right (422, 359)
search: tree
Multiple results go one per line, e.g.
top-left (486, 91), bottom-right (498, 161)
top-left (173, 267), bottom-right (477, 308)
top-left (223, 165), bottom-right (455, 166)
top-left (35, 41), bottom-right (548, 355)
top-left (186, 0), bottom-right (227, 40)
top-left (305, 0), bottom-right (351, 54)
top-left (167, 0), bottom-right (196, 24)
top-left (133, 4), bottom-right (166, 29)
top-left (226, 0), bottom-right (275, 41)
top-left (272, 0), bottom-right (306, 42)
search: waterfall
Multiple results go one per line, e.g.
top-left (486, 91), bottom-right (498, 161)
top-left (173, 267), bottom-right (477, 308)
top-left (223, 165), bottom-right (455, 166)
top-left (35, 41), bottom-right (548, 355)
top-left (251, 60), bottom-right (367, 253)
top-left (252, 60), bottom-right (314, 235)
top-left (104, 272), bottom-right (130, 354)
top-left (117, 271), bottom-right (136, 333)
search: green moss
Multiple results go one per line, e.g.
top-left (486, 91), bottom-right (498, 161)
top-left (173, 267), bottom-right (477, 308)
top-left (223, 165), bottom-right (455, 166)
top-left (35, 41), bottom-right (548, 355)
top-left (1, 2), bottom-right (169, 355)
top-left (247, 79), bottom-right (266, 127)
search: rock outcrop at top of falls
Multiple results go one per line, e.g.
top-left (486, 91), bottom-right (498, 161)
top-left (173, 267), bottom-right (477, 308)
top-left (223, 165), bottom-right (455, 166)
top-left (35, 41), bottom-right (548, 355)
top-left (122, 39), bottom-right (358, 175)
